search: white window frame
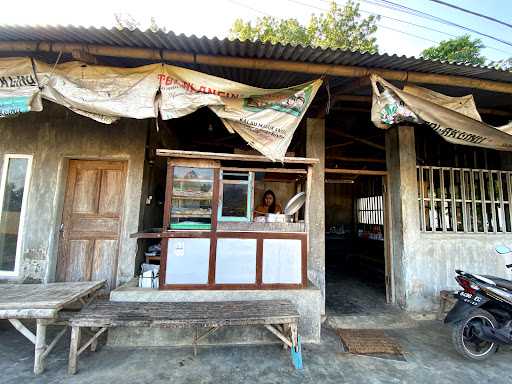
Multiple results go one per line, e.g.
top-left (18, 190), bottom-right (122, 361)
top-left (0, 154), bottom-right (32, 277)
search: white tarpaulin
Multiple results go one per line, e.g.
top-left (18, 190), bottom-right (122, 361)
top-left (0, 57), bottom-right (42, 117)
top-left (35, 61), bottom-right (161, 124)
top-left (158, 64), bottom-right (322, 160)
top-left (371, 74), bottom-right (512, 151)
top-left (24, 60), bottom-right (321, 161)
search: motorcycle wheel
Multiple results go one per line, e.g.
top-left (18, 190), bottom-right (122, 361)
top-left (452, 308), bottom-right (498, 361)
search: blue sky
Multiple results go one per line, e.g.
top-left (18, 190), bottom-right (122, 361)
top-left (0, 0), bottom-right (510, 63)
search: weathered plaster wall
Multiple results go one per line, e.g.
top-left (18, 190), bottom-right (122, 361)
top-left (0, 103), bottom-right (147, 284)
top-left (387, 125), bottom-right (512, 312)
top-left (405, 233), bottom-right (512, 311)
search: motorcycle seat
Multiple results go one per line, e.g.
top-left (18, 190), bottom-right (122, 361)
top-left (483, 275), bottom-right (512, 291)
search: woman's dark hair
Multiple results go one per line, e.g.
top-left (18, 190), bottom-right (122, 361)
top-left (263, 190), bottom-right (277, 213)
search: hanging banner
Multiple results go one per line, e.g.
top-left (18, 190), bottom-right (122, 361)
top-left (2, 59), bottom-right (321, 160)
top-left (370, 74), bottom-right (512, 151)
top-left (35, 61), bottom-right (161, 123)
top-left (0, 57), bottom-right (42, 118)
top-left (158, 64), bottom-right (322, 161)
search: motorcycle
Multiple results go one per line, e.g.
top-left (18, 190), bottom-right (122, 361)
top-left (444, 245), bottom-right (512, 360)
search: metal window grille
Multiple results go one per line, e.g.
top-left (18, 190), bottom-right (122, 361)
top-left (356, 195), bottom-right (384, 225)
top-left (417, 166), bottom-right (512, 233)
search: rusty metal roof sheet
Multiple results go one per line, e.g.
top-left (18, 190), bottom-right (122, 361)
top-left (0, 25), bottom-right (511, 85)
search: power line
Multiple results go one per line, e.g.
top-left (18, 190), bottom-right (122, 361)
top-left (288, 0), bottom-right (440, 45)
top-left (317, 0), bottom-right (512, 56)
top-left (227, 0), bottom-right (271, 16)
top-left (359, 0), bottom-right (512, 48)
top-left (427, 0), bottom-right (512, 29)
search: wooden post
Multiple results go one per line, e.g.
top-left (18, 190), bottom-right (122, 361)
top-left (306, 118), bottom-right (326, 315)
top-left (68, 326), bottom-right (81, 375)
top-left (34, 320), bottom-right (47, 375)
top-left (90, 327), bottom-right (98, 352)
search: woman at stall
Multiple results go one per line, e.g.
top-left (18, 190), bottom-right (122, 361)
top-left (254, 189), bottom-right (283, 217)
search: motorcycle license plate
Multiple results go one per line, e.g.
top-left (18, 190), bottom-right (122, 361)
top-left (457, 291), bottom-right (484, 306)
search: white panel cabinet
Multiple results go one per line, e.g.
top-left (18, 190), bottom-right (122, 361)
top-left (165, 238), bottom-right (210, 284)
top-left (215, 238), bottom-right (257, 284)
top-left (262, 239), bottom-right (302, 284)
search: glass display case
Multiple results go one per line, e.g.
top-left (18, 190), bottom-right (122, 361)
top-left (170, 166), bottom-right (214, 230)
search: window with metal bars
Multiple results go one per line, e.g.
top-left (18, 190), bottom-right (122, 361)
top-left (356, 196), bottom-right (384, 225)
top-left (417, 166), bottom-right (512, 233)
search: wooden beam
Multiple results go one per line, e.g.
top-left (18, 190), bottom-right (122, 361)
top-left (326, 129), bottom-right (385, 151)
top-left (326, 133), bottom-right (383, 150)
top-left (8, 319), bottom-right (36, 344)
top-left (332, 77), bottom-right (370, 95)
top-left (331, 94), bottom-right (512, 117)
top-left (156, 149), bottom-right (319, 164)
top-left (327, 156), bottom-right (386, 163)
top-left (325, 168), bottom-right (388, 176)
top-left (222, 166), bottom-right (307, 174)
top-left (2, 41), bottom-right (512, 94)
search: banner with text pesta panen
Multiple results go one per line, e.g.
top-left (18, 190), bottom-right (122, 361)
top-left (33, 60), bottom-right (322, 161)
top-left (370, 74), bottom-right (512, 151)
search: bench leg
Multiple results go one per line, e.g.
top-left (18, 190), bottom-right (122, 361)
top-left (90, 327), bottom-right (98, 352)
top-left (34, 320), bottom-right (47, 375)
top-left (68, 326), bottom-right (81, 375)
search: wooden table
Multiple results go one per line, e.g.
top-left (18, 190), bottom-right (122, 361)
top-left (68, 300), bottom-right (302, 374)
top-left (0, 281), bottom-right (105, 375)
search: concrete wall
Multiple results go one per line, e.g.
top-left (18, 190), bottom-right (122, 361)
top-left (406, 233), bottom-right (512, 311)
top-left (0, 103), bottom-right (147, 285)
top-left (387, 125), bottom-right (512, 312)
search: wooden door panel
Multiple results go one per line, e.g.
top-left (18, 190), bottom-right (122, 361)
top-left (98, 169), bottom-right (123, 215)
top-left (65, 240), bottom-right (91, 282)
top-left (57, 160), bottom-right (127, 292)
top-left (91, 239), bottom-right (118, 291)
top-left (70, 216), bottom-right (119, 234)
top-left (72, 168), bottom-right (100, 213)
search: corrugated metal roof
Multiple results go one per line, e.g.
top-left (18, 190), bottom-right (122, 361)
top-left (0, 24), bottom-right (511, 85)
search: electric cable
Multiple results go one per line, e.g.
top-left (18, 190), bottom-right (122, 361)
top-left (426, 0), bottom-right (512, 29)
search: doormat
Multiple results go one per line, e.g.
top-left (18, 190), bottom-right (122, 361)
top-left (336, 329), bottom-right (404, 356)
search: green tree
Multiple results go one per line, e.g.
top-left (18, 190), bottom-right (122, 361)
top-left (421, 35), bottom-right (486, 65)
top-left (229, 0), bottom-right (379, 53)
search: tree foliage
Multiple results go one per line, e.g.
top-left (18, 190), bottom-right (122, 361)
top-left (421, 35), bottom-right (486, 65)
top-left (229, 1), bottom-right (379, 53)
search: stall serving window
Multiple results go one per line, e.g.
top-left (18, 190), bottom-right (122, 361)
top-left (148, 150), bottom-right (317, 290)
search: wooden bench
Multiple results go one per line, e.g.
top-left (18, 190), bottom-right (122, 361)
top-left (67, 300), bottom-right (302, 374)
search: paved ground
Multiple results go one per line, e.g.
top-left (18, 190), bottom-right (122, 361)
top-left (2, 319), bottom-right (512, 384)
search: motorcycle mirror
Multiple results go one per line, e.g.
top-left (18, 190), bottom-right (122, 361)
top-left (495, 245), bottom-right (512, 254)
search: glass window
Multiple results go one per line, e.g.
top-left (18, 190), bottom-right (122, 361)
top-left (0, 155), bottom-right (31, 274)
top-left (218, 171), bottom-right (253, 222)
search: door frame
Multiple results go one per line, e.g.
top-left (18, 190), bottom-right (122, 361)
top-left (324, 168), bottom-right (395, 304)
top-left (55, 158), bottom-right (128, 289)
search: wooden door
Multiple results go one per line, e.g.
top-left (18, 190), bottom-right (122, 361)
top-left (56, 160), bottom-right (127, 292)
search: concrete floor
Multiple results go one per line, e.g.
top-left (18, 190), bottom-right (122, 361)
top-left (2, 319), bottom-right (512, 384)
